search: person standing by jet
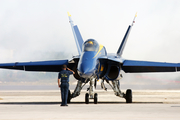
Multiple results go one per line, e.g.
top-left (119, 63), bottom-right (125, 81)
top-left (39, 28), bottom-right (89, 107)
top-left (58, 65), bottom-right (75, 106)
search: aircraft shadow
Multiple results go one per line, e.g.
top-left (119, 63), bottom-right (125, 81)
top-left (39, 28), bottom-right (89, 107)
top-left (0, 101), bottom-right (163, 105)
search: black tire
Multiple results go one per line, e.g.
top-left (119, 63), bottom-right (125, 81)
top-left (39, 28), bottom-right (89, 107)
top-left (125, 89), bottom-right (132, 103)
top-left (85, 93), bottom-right (89, 104)
top-left (94, 93), bottom-right (98, 104)
top-left (67, 90), bottom-right (71, 103)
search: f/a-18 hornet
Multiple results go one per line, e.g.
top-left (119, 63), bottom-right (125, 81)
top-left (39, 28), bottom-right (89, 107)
top-left (1, 13), bottom-right (180, 104)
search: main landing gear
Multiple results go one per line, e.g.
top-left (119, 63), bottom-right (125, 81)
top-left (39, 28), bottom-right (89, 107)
top-left (125, 89), bottom-right (132, 103)
top-left (67, 90), bottom-right (71, 103)
top-left (85, 93), bottom-right (89, 104)
top-left (85, 93), bottom-right (98, 104)
top-left (103, 80), bottom-right (133, 103)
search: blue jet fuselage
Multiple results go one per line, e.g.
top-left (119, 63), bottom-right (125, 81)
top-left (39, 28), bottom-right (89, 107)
top-left (77, 39), bottom-right (106, 79)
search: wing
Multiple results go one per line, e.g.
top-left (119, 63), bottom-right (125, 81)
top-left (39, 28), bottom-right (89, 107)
top-left (0, 60), bottom-right (75, 72)
top-left (122, 60), bottom-right (180, 73)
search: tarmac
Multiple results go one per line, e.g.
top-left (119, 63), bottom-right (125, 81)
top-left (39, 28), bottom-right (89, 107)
top-left (0, 90), bottom-right (180, 120)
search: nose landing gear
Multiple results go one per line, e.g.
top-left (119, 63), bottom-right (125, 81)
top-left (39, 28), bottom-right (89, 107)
top-left (85, 78), bottom-right (98, 104)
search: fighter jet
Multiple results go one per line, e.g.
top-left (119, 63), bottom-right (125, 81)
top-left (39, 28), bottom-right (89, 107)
top-left (1, 13), bottom-right (180, 104)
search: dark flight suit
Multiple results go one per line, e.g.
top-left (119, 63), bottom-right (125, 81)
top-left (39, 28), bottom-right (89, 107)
top-left (58, 70), bottom-right (73, 106)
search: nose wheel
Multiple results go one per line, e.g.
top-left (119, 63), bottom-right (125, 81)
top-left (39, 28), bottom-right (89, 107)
top-left (85, 93), bottom-right (98, 104)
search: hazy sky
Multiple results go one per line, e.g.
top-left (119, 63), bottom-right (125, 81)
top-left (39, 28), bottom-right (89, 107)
top-left (1, 0), bottom-right (180, 88)
top-left (0, 0), bottom-right (180, 63)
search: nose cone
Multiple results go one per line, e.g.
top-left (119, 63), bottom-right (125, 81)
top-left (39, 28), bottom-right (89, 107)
top-left (78, 62), bottom-right (96, 78)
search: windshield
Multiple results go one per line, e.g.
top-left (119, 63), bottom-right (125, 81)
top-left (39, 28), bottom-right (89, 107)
top-left (83, 39), bottom-right (99, 52)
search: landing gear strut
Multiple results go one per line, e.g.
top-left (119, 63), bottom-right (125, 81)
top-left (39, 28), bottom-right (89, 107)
top-left (105, 80), bottom-right (133, 103)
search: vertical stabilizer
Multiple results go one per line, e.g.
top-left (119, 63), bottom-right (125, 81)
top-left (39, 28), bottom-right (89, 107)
top-left (117, 13), bottom-right (137, 56)
top-left (68, 12), bottom-right (84, 55)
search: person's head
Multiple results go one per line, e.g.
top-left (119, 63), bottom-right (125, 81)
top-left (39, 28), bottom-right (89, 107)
top-left (62, 65), bottom-right (67, 70)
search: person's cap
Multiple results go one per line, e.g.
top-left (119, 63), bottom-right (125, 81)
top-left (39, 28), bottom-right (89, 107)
top-left (62, 65), bottom-right (67, 68)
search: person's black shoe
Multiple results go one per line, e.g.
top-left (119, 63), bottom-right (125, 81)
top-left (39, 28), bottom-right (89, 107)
top-left (60, 104), bottom-right (65, 106)
top-left (65, 104), bottom-right (68, 106)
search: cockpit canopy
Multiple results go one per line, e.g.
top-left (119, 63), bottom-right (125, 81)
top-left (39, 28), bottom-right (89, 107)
top-left (82, 39), bottom-right (99, 52)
